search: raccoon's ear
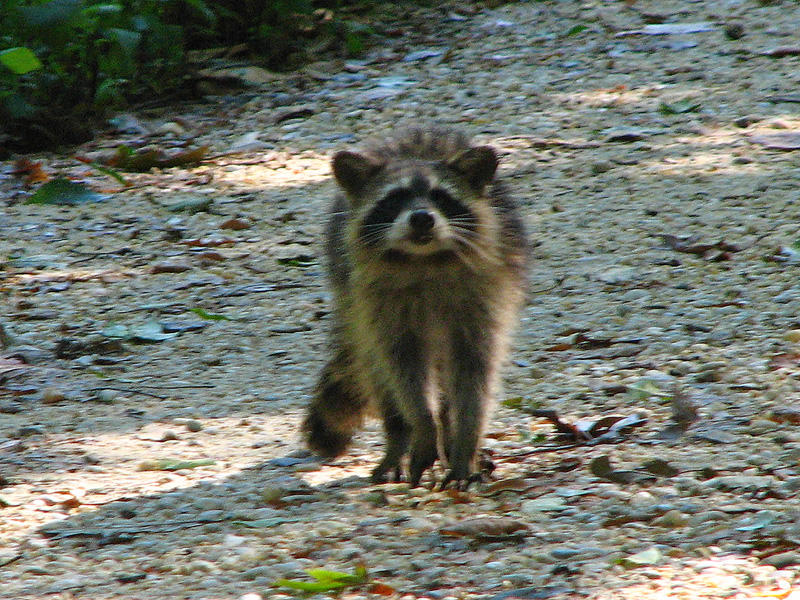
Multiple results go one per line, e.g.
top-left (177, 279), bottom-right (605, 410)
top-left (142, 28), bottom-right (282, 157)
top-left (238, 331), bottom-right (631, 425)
top-left (448, 146), bottom-right (498, 190)
top-left (332, 151), bottom-right (382, 195)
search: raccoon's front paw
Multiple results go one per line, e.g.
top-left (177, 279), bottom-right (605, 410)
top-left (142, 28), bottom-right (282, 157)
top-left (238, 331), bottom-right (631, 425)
top-left (408, 447), bottom-right (438, 488)
top-left (439, 468), bottom-right (485, 491)
top-left (370, 464), bottom-right (402, 484)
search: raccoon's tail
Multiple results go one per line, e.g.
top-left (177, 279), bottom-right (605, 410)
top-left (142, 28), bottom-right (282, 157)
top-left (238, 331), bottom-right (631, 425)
top-left (303, 350), bottom-right (368, 457)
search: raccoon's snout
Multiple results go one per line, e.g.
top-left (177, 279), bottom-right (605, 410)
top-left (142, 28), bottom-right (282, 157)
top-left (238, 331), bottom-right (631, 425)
top-left (407, 209), bottom-right (436, 244)
top-left (409, 210), bottom-right (435, 234)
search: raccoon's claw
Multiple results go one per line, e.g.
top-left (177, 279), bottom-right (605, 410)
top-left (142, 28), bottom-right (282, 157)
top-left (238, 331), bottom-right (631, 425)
top-left (408, 459), bottom-right (437, 488)
top-left (439, 470), bottom-right (485, 491)
top-left (370, 465), bottom-right (403, 484)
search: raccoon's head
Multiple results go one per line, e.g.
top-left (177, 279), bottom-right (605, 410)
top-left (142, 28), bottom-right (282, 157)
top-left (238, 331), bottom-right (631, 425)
top-left (332, 135), bottom-right (499, 263)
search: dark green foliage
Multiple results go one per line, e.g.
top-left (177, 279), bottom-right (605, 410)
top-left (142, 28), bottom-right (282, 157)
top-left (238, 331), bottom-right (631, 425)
top-left (0, 0), bottom-right (370, 155)
top-left (1, 0), bottom-right (187, 153)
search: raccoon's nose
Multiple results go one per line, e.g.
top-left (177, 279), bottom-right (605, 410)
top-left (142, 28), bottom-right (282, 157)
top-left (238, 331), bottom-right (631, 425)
top-left (408, 209), bottom-right (435, 233)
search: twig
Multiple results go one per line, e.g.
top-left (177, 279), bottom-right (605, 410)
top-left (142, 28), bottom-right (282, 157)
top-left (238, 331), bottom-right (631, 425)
top-left (0, 554), bottom-right (23, 568)
top-left (504, 444), bottom-right (581, 459)
top-left (87, 386), bottom-right (167, 400)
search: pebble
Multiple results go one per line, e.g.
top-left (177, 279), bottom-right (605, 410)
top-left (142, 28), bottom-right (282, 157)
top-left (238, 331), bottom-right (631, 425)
top-left (651, 510), bottom-right (689, 528)
top-left (705, 475), bottom-right (774, 492)
top-left (185, 419), bottom-right (203, 432)
top-left (761, 552), bottom-right (800, 569)
top-left (16, 425), bottom-right (45, 437)
top-left (41, 387), bottom-right (66, 404)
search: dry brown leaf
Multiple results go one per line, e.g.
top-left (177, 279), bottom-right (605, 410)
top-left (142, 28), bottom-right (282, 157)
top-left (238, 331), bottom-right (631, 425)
top-left (440, 517), bottom-right (529, 539)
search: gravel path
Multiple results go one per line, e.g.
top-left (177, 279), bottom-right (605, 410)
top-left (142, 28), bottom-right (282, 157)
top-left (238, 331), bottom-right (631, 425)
top-left (2, 2), bottom-right (800, 598)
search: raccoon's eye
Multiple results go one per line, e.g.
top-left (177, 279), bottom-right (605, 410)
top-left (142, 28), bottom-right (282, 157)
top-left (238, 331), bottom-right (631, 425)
top-left (429, 188), bottom-right (474, 222)
top-left (382, 188), bottom-right (413, 206)
top-left (359, 188), bottom-right (412, 240)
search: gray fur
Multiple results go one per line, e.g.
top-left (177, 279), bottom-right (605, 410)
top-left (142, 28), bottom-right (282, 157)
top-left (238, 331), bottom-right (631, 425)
top-left (302, 125), bottom-right (528, 488)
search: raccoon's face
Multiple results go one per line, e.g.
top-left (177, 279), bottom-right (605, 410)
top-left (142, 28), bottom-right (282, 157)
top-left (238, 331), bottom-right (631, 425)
top-left (332, 145), bottom-right (498, 262)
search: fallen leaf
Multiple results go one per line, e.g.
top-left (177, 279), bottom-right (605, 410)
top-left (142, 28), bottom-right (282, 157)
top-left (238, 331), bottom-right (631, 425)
top-left (618, 547), bottom-right (663, 568)
top-left (502, 396), bottom-right (524, 409)
top-left (275, 566), bottom-right (369, 593)
top-left (589, 455), bottom-right (650, 484)
top-left (565, 24), bottom-right (588, 36)
top-left (769, 409), bottom-right (800, 425)
top-left (484, 478), bottom-right (534, 495)
top-left (219, 218), bottom-right (251, 230)
top-left (108, 145), bottom-right (209, 172)
top-left (440, 517), bottom-right (529, 539)
top-left (74, 157), bottom-right (130, 186)
top-left (658, 234), bottom-right (742, 257)
top-left (189, 308), bottom-right (231, 321)
top-left (137, 458), bottom-right (215, 471)
top-left (762, 47), bottom-right (800, 58)
top-left (12, 158), bottom-right (48, 184)
top-left (26, 178), bottom-right (105, 205)
top-left (367, 582), bottom-right (396, 596)
top-left (197, 65), bottom-right (281, 85)
top-left (641, 458), bottom-right (680, 477)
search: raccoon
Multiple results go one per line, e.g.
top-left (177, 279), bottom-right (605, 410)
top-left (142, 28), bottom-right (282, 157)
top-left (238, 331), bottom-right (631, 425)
top-left (302, 125), bottom-right (528, 488)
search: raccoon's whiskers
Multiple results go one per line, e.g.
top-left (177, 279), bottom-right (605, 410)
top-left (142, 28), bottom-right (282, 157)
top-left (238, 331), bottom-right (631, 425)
top-left (450, 230), bottom-right (494, 264)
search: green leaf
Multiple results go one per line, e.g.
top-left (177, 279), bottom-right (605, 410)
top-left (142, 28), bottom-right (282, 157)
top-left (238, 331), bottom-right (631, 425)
top-left (26, 178), bottom-right (104, 205)
top-left (277, 256), bottom-right (315, 268)
top-left (305, 568), bottom-right (366, 584)
top-left (81, 4), bottom-right (123, 17)
top-left (138, 458), bottom-right (216, 471)
top-left (345, 30), bottom-right (364, 57)
top-left (275, 566), bottom-right (369, 592)
top-left (189, 308), bottom-right (231, 321)
top-left (2, 93), bottom-right (38, 119)
top-left (566, 24), bottom-right (588, 36)
top-left (106, 28), bottom-right (142, 54)
top-left (626, 378), bottom-right (666, 401)
top-left (83, 161), bottom-right (129, 186)
top-left (502, 396), bottom-right (524, 409)
top-left (274, 579), bottom-right (348, 592)
top-left (0, 48), bottom-right (43, 75)
top-left (95, 78), bottom-right (127, 106)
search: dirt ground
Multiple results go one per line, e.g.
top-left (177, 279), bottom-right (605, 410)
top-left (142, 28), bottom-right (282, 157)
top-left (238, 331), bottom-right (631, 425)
top-left (2, 1), bottom-right (800, 599)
